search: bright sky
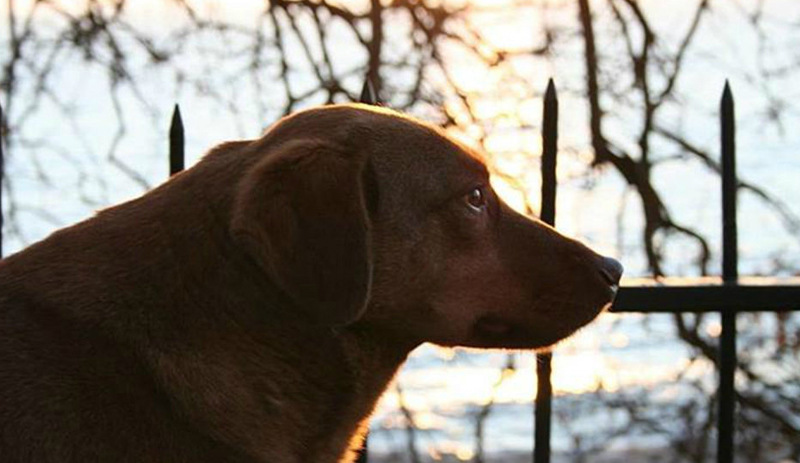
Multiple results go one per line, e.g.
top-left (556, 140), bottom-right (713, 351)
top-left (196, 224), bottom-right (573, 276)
top-left (3, 2), bottom-right (799, 455)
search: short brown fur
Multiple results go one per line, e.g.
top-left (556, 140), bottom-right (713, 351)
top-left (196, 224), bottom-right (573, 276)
top-left (0, 104), bottom-right (620, 462)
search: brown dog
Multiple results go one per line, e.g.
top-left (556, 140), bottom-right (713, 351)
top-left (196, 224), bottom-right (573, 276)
top-left (0, 104), bottom-right (621, 463)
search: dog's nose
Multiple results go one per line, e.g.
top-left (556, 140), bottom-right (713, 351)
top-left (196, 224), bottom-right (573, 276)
top-left (599, 256), bottom-right (624, 286)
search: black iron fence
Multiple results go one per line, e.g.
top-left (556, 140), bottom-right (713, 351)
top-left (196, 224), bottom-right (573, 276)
top-left (357, 78), bottom-right (800, 463)
top-left (0, 78), bottom-right (798, 463)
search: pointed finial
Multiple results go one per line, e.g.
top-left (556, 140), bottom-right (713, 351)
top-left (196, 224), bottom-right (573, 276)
top-left (721, 80), bottom-right (734, 117)
top-left (545, 78), bottom-right (557, 101)
top-left (169, 104), bottom-right (185, 176)
top-left (170, 104), bottom-right (183, 133)
top-left (359, 78), bottom-right (377, 105)
top-left (721, 80), bottom-right (733, 103)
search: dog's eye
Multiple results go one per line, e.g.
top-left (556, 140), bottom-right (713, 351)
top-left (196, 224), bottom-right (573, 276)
top-left (465, 187), bottom-right (487, 212)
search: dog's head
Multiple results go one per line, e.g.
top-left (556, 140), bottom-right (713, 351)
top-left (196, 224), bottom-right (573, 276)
top-left (231, 104), bottom-right (621, 349)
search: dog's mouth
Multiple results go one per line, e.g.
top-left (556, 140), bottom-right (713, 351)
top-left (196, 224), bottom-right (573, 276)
top-left (471, 314), bottom-right (572, 349)
top-left (473, 315), bottom-right (515, 337)
top-left (472, 315), bottom-right (538, 348)
top-left (471, 298), bottom-right (614, 349)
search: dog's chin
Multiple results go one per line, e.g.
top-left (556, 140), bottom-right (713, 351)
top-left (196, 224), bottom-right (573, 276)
top-left (467, 317), bottom-right (569, 349)
top-left (466, 301), bottom-right (613, 350)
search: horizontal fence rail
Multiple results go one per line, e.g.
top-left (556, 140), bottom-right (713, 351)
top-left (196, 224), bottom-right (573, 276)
top-left (614, 278), bottom-right (800, 313)
top-left (1, 77), bottom-right (799, 463)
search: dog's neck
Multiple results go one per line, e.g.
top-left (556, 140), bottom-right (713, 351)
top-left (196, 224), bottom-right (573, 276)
top-left (128, 178), bottom-right (414, 462)
top-left (313, 323), bottom-right (418, 461)
top-left (148, 300), bottom-right (416, 463)
top-left (139, 176), bottom-right (421, 462)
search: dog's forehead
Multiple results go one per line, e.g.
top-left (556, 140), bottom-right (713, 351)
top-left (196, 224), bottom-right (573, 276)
top-left (362, 111), bottom-right (489, 211)
top-left (275, 104), bottom-right (489, 204)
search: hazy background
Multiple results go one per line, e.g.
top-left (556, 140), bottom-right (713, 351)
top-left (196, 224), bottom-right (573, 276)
top-left (2, 0), bottom-right (799, 461)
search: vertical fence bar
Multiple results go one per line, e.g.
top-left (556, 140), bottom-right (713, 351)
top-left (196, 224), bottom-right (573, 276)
top-left (354, 76), bottom-right (377, 463)
top-left (718, 81), bottom-right (737, 463)
top-left (0, 103), bottom-right (4, 258)
top-left (534, 79), bottom-right (558, 463)
top-left (170, 104), bottom-right (185, 176)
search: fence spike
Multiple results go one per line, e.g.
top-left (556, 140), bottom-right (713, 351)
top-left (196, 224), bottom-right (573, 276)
top-left (0, 103), bottom-right (4, 258)
top-left (544, 78), bottom-right (556, 102)
top-left (720, 81), bottom-right (737, 281)
top-left (535, 78), bottom-right (558, 463)
top-left (169, 104), bottom-right (185, 176)
top-left (540, 78), bottom-right (558, 226)
top-left (356, 78), bottom-right (375, 463)
top-left (356, 76), bottom-right (377, 463)
top-left (717, 80), bottom-right (737, 463)
top-left (359, 78), bottom-right (378, 105)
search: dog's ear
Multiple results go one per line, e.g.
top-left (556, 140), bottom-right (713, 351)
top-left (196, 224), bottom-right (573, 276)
top-left (231, 139), bottom-right (372, 327)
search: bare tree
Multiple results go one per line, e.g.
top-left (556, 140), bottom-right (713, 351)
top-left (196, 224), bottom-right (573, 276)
top-left (2, 0), bottom-right (799, 460)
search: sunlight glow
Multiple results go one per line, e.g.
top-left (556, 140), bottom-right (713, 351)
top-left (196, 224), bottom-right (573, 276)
top-left (489, 175), bottom-right (529, 214)
top-left (377, 332), bottom-right (706, 419)
top-left (705, 322), bottom-right (722, 338)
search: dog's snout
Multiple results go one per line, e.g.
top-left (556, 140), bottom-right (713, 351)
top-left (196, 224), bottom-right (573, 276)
top-left (599, 256), bottom-right (624, 286)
